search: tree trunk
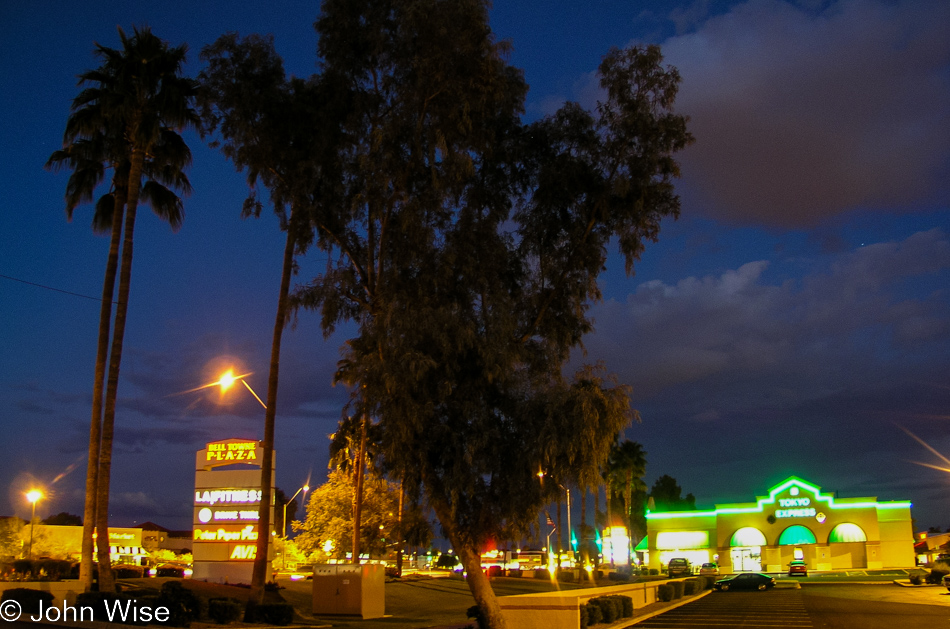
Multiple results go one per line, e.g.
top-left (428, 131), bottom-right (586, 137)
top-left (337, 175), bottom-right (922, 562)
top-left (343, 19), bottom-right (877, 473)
top-left (351, 416), bottom-right (368, 564)
top-left (80, 188), bottom-right (125, 592)
top-left (395, 480), bottom-right (404, 576)
top-left (556, 495), bottom-right (562, 570)
top-left (247, 209), bottom-right (298, 612)
top-left (97, 148), bottom-right (146, 593)
top-left (624, 472), bottom-right (633, 562)
top-left (580, 488), bottom-right (590, 580)
top-left (457, 543), bottom-right (507, 629)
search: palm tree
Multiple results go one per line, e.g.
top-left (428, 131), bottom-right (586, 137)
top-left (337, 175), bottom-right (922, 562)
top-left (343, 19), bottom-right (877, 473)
top-left (607, 440), bottom-right (647, 561)
top-left (49, 25), bottom-right (197, 593)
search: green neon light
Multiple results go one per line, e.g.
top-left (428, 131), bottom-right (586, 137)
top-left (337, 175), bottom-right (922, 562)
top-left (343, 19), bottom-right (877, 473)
top-left (646, 476), bottom-right (912, 520)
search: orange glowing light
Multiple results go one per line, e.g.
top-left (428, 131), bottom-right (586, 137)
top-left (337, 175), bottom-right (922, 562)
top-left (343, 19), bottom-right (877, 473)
top-left (26, 489), bottom-right (42, 504)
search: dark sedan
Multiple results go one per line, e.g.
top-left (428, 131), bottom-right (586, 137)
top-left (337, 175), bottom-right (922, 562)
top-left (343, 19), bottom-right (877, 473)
top-left (713, 572), bottom-right (776, 591)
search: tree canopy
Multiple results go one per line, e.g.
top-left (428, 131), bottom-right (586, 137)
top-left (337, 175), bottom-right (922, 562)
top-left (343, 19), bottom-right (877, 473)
top-left (198, 2), bottom-right (690, 625)
top-left (648, 474), bottom-right (697, 512)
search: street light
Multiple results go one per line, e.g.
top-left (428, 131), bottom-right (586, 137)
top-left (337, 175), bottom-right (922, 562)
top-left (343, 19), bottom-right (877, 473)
top-left (214, 369), bottom-right (267, 409)
top-left (281, 484), bottom-right (309, 570)
top-left (26, 489), bottom-right (42, 561)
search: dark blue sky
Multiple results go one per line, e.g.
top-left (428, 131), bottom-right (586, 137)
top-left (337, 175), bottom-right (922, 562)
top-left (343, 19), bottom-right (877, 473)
top-left (1, 0), bottom-right (949, 533)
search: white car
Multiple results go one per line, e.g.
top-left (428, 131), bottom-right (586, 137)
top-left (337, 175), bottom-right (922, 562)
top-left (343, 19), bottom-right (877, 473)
top-left (699, 562), bottom-right (719, 577)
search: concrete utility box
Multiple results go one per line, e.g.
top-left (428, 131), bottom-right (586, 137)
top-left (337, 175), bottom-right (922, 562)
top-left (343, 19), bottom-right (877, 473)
top-left (312, 563), bottom-right (385, 619)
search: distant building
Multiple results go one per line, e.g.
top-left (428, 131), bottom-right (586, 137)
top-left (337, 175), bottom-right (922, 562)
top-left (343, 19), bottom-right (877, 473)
top-left (641, 476), bottom-right (915, 573)
top-left (137, 522), bottom-right (193, 553)
top-left (914, 531), bottom-right (950, 565)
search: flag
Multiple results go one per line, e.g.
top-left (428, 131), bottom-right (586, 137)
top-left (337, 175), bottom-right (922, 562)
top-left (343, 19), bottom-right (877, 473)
top-left (545, 511), bottom-right (555, 527)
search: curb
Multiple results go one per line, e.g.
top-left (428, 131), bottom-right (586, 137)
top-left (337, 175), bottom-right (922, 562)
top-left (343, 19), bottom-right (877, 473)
top-left (620, 589), bottom-right (712, 626)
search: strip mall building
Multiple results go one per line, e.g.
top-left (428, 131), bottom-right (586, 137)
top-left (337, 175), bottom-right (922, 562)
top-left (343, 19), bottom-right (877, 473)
top-left (640, 476), bottom-right (915, 573)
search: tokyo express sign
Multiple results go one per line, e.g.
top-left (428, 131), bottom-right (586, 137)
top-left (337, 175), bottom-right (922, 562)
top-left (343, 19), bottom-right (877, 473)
top-left (775, 497), bottom-right (815, 519)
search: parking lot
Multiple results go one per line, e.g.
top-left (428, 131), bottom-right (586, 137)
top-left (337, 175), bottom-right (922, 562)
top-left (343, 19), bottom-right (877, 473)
top-left (632, 589), bottom-right (812, 628)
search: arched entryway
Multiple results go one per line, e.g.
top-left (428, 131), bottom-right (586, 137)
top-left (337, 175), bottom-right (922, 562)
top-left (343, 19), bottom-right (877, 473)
top-left (730, 527), bottom-right (767, 571)
top-left (828, 523), bottom-right (868, 568)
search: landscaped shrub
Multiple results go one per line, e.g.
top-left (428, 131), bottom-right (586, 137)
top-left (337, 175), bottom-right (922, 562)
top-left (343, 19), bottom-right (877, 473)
top-left (466, 604), bottom-right (484, 629)
top-left (557, 569), bottom-right (575, 582)
top-left (671, 580), bottom-right (685, 599)
top-left (580, 603), bottom-right (589, 628)
top-left (657, 584), bottom-right (673, 602)
top-left (250, 603), bottom-right (294, 626)
top-left (76, 591), bottom-right (123, 619)
top-left (1, 588), bottom-right (54, 615)
top-left (604, 595), bottom-right (632, 618)
top-left (927, 562), bottom-right (950, 584)
top-left (208, 598), bottom-right (243, 624)
top-left (157, 581), bottom-right (201, 626)
top-left (12, 560), bottom-right (33, 578)
top-left (684, 578), bottom-right (699, 595)
top-left (534, 568), bottom-right (550, 579)
top-left (35, 559), bottom-right (72, 581)
top-left (507, 569), bottom-right (522, 578)
top-left (649, 568), bottom-right (659, 576)
top-left (586, 601), bottom-right (603, 626)
top-left (590, 596), bottom-right (619, 623)
top-left (909, 573), bottom-right (923, 585)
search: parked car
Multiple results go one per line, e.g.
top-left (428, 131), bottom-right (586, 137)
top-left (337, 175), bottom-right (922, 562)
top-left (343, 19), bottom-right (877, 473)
top-left (943, 574), bottom-right (950, 592)
top-left (667, 558), bottom-right (691, 577)
top-left (699, 562), bottom-right (719, 577)
top-left (714, 572), bottom-right (776, 591)
top-left (788, 560), bottom-right (808, 577)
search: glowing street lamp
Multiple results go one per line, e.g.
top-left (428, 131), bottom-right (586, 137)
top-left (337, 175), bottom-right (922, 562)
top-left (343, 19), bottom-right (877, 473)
top-left (215, 369), bottom-right (267, 409)
top-left (281, 484), bottom-right (309, 570)
top-left (26, 489), bottom-right (42, 561)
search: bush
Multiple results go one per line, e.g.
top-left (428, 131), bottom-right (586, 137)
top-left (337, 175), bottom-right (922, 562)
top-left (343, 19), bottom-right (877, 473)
top-left (684, 578), bottom-right (699, 595)
top-left (671, 580), bottom-right (685, 599)
top-left (589, 596), bottom-right (619, 623)
top-left (157, 581), bottom-right (201, 627)
top-left (12, 560), bottom-right (33, 578)
top-left (909, 573), bottom-right (923, 585)
top-left (649, 568), bottom-right (659, 576)
top-left (580, 603), bottom-right (589, 628)
top-left (534, 568), bottom-right (550, 579)
top-left (507, 569), bottom-right (522, 578)
top-left (585, 602), bottom-right (603, 626)
top-left (250, 603), bottom-right (294, 626)
top-left (487, 565), bottom-right (503, 578)
top-left (607, 570), bottom-right (629, 582)
top-left (927, 562), bottom-right (950, 585)
top-left (657, 584), bottom-right (673, 602)
top-left (1, 588), bottom-right (54, 615)
top-left (436, 554), bottom-right (459, 569)
top-left (208, 598), bottom-right (243, 624)
top-left (76, 590), bottom-right (123, 619)
top-left (35, 559), bottom-right (72, 581)
top-left (466, 604), bottom-right (484, 629)
top-left (557, 569), bottom-right (575, 582)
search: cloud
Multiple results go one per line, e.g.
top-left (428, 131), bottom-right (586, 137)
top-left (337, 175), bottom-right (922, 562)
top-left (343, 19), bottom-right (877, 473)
top-left (585, 228), bottom-right (950, 400)
top-left (660, 0), bottom-right (950, 226)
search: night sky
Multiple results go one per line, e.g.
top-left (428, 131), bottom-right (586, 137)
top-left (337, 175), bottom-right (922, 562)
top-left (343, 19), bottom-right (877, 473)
top-left (2, 0), bottom-right (949, 534)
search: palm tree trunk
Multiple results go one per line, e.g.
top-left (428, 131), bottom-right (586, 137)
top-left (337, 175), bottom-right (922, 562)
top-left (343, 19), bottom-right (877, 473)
top-left (625, 472), bottom-right (633, 564)
top-left (80, 189), bottom-right (125, 592)
top-left (580, 488), bottom-right (589, 579)
top-left (97, 148), bottom-right (146, 593)
top-left (247, 209), bottom-right (298, 610)
top-left (351, 415), bottom-right (368, 564)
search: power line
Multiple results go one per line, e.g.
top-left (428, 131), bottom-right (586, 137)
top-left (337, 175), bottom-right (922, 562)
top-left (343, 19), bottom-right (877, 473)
top-left (0, 273), bottom-right (120, 304)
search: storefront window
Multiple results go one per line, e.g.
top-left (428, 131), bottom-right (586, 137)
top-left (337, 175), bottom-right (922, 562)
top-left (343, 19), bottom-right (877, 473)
top-left (829, 523), bottom-right (867, 543)
top-left (778, 525), bottom-right (816, 545)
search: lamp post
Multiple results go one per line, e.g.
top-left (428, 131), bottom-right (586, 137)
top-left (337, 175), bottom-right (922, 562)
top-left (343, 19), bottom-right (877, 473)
top-left (26, 489), bottom-right (42, 561)
top-left (281, 485), bottom-right (309, 570)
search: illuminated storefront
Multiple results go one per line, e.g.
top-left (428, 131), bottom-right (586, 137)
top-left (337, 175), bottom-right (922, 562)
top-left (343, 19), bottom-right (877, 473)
top-left (643, 476), bottom-right (915, 573)
top-left (192, 439), bottom-right (275, 584)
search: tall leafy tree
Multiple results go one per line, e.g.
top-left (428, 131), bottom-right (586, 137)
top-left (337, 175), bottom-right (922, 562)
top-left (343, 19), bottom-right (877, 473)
top-left (292, 1), bottom-right (692, 625)
top-left (48, 28), bottom-right (196, 592)
top-left (648, 474), bottom-right (697, 512)
top-left (198, 33), bottom-right (346, 611)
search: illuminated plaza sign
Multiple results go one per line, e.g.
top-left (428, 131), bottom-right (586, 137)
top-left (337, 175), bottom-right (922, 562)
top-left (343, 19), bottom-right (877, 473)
top-left (205, 440), bottom-right (258, 463)
top-left (194, 524), bottom-right (259, 542)
top-left (193, 438), bottom-right (274, 581)
top-left (195, 489), bottom-right (262, 505)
